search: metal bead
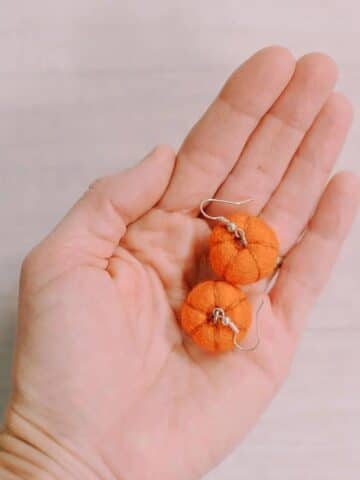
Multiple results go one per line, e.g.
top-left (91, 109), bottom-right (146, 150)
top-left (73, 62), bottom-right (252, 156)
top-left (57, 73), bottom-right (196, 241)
top-left (226, 222), bottom-right (237, 233)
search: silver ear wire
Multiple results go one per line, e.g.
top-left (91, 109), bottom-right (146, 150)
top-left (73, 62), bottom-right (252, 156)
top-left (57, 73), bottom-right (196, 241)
top-left (233, 298), bottom-right (264, 352)
top-left (200, 197), bottom-right (253, 248)
top-left (199, 197), bottom-right (253, 224)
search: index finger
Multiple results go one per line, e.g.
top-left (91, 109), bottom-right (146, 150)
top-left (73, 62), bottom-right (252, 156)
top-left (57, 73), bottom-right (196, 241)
top-left (159, 46), bottom-right (295, 213)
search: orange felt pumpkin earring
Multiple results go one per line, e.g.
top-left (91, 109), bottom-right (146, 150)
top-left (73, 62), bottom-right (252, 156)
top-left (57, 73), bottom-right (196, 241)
top-left (179, 197), bottom-right (278, 354)
top-left (201, 198), bottom-right (280, 285)
top-left (180, 280), bottom-right (263, 353)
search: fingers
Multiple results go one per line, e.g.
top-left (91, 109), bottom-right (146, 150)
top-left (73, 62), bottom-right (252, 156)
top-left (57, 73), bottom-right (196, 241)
top-left (270, 172), bottom-right (360, 336)
top-left (212, 53), bottom-right (338, 217)
top-left (159, 46), bottom-right (295, 212)
top-left (261, 92), bottom-right (352, 253)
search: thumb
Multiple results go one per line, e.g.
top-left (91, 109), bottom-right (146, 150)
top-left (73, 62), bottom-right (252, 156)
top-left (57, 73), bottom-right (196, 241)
top-left (21, 145), bottom-right (175, 290)
top-left (57, 144), bottom-right (175, 249)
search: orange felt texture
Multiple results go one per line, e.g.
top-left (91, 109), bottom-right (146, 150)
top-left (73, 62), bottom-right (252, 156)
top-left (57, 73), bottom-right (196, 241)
top-left (209, 212), bottom-right (279, 285)
top-left (180, 280), bottom-right (251, 353)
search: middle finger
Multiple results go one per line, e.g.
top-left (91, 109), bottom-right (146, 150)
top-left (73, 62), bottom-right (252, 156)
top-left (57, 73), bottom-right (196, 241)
top-left (211, 53), bottom-right (338, 217)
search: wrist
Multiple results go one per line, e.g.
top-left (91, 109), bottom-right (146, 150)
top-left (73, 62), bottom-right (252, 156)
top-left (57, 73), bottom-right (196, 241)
top-left (0, 405), bottom-right (112, 480)
top-left (0, 423), bottom-right (72, 480)
top-left (0, 430), bottom-right (59, 479)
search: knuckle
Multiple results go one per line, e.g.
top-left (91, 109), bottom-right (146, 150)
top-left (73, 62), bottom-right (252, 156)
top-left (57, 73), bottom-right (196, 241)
top-left (21, 252), bottom-right (35, 275)
top-left (88, 175), bottom-right (109, 193)
top-left (20, 256), bottom-right (34, 284)
top-left (20, 245), bottom-right (42, 276)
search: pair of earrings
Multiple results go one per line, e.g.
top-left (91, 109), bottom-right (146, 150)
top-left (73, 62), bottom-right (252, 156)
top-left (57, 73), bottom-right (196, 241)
top-left (180, 198), bottom-right (280, 354)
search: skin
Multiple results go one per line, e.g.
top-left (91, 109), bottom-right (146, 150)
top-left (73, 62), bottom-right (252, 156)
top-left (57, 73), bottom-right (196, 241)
top-left (0, 46), bottom-right (359, 480)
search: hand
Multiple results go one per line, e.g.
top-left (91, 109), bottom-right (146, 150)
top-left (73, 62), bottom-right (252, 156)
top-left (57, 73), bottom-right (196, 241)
top-left (1, 47), bottom-right (359, 480)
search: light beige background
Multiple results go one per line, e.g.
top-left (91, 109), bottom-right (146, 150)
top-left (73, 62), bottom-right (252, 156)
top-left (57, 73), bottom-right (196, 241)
top-left (1, 1), bottom-right (359, 479)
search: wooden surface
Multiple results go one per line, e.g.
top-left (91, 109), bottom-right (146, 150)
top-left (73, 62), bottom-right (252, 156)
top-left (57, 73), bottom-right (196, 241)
top-left (1, 2), bottom-right (359, 478)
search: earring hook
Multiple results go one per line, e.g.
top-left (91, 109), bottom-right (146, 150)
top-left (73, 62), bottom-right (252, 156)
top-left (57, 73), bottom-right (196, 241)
top-left (200, 197), bottom-right (253, 248)
top-left (233, 298), bottom-right (264, 351)
top-left (200, 197), bottom-right (253, 224)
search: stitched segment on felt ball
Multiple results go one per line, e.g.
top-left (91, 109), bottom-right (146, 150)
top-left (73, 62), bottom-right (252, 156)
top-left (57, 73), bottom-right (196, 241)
top-left (180, 280), bottom-right (251, 353)
top-left (209, 212), bottom-right (279, 285)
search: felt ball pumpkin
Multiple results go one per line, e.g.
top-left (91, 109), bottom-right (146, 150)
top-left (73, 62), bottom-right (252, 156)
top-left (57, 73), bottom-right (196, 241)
top-left (180, 280), bottom-right (252, 353)
top-left (209, 212), bottom-right (279, 285)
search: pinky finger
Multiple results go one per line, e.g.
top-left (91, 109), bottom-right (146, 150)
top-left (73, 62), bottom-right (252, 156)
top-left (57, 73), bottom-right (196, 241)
top-left (270, 171), bottom-right (360, 336)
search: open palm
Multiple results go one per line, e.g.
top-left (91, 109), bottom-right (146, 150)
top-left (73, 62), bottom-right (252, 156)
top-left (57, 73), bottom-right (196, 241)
top-left (1, 47), bottom-right (359, 480)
